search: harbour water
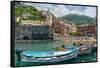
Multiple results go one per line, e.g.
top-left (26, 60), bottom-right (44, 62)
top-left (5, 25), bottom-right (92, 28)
top-left (15, 41), bottom-right (97, 67)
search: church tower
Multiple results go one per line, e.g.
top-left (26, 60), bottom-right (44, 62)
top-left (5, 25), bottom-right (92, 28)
top-left (46, 9), bottom-right (53, 26)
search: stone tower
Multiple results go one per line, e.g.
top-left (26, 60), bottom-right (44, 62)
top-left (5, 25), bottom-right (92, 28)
top-left (46, 9), bottom-right (52, 26)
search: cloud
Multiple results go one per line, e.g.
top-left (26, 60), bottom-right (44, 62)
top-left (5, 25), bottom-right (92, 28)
top-left (51, 5), bottom-right (69, 17)
top-left (64, 5), bottom-right (96, 17)
top-left (23, 2), bottom-right (96, 18)
top-left (65, 5), bottom-right (87, 11)
top-left (82, 7), bottom-right (96, 17)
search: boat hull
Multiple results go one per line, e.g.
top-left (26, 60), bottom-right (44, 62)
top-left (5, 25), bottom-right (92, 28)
top-left (78, 46), bottom-right (92, 55)
top-left (21, 53), bottom-right (77, 62)
top-left (21, 49), bottom-right (78, 62)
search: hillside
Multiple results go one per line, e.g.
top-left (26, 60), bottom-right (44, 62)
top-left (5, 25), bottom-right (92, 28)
top-left (62, 14), bottom-right (96, 26)
top-left (15, 2), bottom-right (45, 20)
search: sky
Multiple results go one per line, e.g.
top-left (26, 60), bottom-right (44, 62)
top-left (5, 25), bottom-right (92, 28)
top-left (22, 2), bottom-right (97, 18)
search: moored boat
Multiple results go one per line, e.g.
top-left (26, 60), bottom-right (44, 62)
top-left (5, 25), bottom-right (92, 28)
top-left (73, 43), bottom-right (92, 55)
top-left (78, 46), bottom-right (92, 55)
top-left (21, 47), bottom-right (78, 62)
top-left (91, 44), bottom-right (97, 52)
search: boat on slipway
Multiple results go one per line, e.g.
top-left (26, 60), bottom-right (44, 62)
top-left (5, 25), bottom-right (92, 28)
top-left (21, 47), bottom-right (78, 63)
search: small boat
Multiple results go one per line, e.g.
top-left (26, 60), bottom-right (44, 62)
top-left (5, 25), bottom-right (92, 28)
top-left (73, 43), bottom-right (92, 55)
top-left (91, 44), bottom-right (97, 52)
top-left (78, 46), bottom-right (92, 55)
top-left (21, 47), bottom-right (78, 62)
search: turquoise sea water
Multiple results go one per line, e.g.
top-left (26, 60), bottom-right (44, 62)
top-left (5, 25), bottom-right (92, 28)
top-left (15, 41), bottom-right (97, 67)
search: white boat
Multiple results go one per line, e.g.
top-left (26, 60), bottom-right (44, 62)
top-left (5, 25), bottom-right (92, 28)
top-left (78, 46), bottom-right (92, 55)
top-left (73, 44), bottom-right (92, 55)
top-left (21, 47), bottom-right (78, 62)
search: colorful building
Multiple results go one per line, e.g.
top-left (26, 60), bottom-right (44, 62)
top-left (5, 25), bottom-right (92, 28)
top-left (77, 24), bottom-right (97, 37)
top-left (52, 18), bottom-right (77, 36)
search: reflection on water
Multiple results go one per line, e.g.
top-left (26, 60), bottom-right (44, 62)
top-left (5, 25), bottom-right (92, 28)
top-left (15, 41), bottom-right (63, 51)
top-left (15, 41), bottom-right (97, 67)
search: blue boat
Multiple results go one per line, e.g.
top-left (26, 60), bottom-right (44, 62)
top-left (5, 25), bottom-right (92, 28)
top-left (21, 47), bottom-right (78, 62)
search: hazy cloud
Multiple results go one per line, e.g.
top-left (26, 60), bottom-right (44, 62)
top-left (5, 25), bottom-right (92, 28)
top-left (23, 2), bottom-right (96, 18)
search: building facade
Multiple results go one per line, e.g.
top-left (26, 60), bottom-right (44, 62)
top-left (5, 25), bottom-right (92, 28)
top-left (15, 23), bottom-right (54, 40)
top-left (15, 9), bottom-right (54, 41)
top-left (77, 24), bottom-right (97, 37)
top-left (52, 19), bottom-right (77, 36)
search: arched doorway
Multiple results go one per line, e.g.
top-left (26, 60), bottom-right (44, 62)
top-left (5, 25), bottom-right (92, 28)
top-left (23, 36), bottom-right (29, 40)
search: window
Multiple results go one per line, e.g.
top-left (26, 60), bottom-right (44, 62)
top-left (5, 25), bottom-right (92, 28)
top-left (23, 27), bottom-right (25, 31)
top-left (28, 27), bottom-right (30, 31)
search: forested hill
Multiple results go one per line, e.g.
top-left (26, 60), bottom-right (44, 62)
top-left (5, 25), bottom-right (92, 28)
top-left (61, 14), bottom-right (96, 26)
top-left (15, 2), bottom-right (45, 20)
